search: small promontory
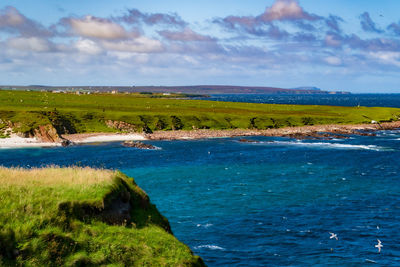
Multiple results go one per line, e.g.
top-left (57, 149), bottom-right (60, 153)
top-left (0, 167), bottom-right (204, 266)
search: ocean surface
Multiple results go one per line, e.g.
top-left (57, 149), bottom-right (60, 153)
top-left (197, 94), bottom-right (400, 108)
top-left (1, 131), bottom-right (400, 265)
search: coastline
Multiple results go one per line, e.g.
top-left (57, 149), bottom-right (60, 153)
top-left (146, 121), bottom-right (400, 140)
top-left (1, 121), bottom-right (399, 148)
top-left (61, 133), bottom-right (146, 143)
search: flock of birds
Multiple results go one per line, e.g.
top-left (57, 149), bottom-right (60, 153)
top-left (329, 232), bottom-right (383, 253)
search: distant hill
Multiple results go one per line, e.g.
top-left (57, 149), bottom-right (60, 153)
top-left (292, 86), bottom-right (322, 91)
top-left (132, 85), bottom-right (328, 94)
top-left (0, 85), bottom-right (350, 94)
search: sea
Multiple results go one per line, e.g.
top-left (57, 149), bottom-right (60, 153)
top-left (1, 94), bottom-right (400, 266)
top-left (195, 93), bottom-right (400, 108)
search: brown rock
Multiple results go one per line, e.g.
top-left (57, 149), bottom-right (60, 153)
top-left (238, 139), bottom-right (261, 143)
top-left (122, 141), bottom-right (157, 150)
top-left (106, 120), bottom-right (138, 132)
top-left (33, 124), bottom-right (61, 142)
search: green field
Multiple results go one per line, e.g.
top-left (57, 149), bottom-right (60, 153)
top-left (1, 90), bottom-right (399, 137)
top-left (0, 167), bottom-right (204, 266)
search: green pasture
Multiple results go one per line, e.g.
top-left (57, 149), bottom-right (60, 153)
top-left (0, 90), bottom-right (399, 135)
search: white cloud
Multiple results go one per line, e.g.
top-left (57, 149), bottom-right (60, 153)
top-left (369, 51), bottom-right (400, 67)
top-left (102, 37), bottom-right (163, 53)
top-left (68, 16), bottom-right (128, 39)
top-left (7, 37), bottom-right (51, 52)
top-left (0, 6), bottom-right (25, 27)
top-left (159, 28), bottom-right (214, 42)
top-left (325, 34), bottom-right (341, 47)
top-left (260, 0), bottom-right (318, 21)
top-left (324, 56), bottom-right (342, 65)
top-left (75, 39), bottom-right (103, 54)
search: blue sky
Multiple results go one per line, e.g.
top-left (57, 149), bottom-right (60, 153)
top-left (1, 0), bottom-right (400, 92)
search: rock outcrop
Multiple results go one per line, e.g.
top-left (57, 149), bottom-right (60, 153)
top-left (122, 141), bottom-right (157, 150)
top-left (32, 124), bottom-right (72, 146)
top-left (106, 120), bottom-right (138, 132)
top-left (283, 132), bottom-right (351, 140)
top-left (238, 139), bottom-right (261, 143)
top-left (33, 124), bottom-right (62, 143)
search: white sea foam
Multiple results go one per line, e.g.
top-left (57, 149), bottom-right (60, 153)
top-left (195, 245), bottom-right (225, 250)
top-left (196, 223), bottom-right (213, 228)
top-left (141, 146), bottom-right (162, 150)
top-left (262, 141), bottom-right (390, 151)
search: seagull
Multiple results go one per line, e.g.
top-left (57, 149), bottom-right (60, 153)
top-left (329, 232), bottom-right (338, 240)
top-left (375, 239), bottom-right (383, 253)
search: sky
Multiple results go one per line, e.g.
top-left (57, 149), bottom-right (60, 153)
top-left (0, 0), bottom-right (400, 93)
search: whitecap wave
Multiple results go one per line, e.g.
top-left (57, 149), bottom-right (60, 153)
top-left (263, 141), bottom-right (390, 151)
top-left (195, 245), bottom-right (225, 250)
top-left (196, 223), bottom-right (213, 228)
top-left (140, 146), bottom-right (162, 150)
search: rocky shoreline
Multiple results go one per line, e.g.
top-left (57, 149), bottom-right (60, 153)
top-left (1, 121), bottom-right (400, 148)
top-left (145, 121), bottom-right (400, 140)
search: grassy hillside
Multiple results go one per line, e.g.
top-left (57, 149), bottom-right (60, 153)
top-left (0, 167), bottom-right (204, 266)
top-left (0, 90), bottom-right (399, 137)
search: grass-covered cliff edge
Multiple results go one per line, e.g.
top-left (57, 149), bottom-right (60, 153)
top-left (1, 90), bottom-right (400, 141)
top-left (0, 167), bottom-right (204, 266)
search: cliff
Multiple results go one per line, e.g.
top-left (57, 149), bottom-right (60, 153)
top-left (0, 167), bottom-right (204, 266)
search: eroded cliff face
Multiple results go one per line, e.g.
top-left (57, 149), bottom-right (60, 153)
top-left (0, 119), bottom-right (71, 145)
top-left (33, 124), bottom-right (62, 142)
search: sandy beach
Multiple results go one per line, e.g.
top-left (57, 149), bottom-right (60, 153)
top-left (62, 133), bottom-right (146, 143)
top-left (0, 135), bottom-right (60, 148)
top-left (0, 133), bottom-right (146, 148)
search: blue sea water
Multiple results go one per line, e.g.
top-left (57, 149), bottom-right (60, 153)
top-left (1, 131), bottom-right (400, 266)
top-left (197, 94), bottom-right (400, 108)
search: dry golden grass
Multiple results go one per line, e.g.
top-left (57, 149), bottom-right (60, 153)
top-left (0, 167), bottom-right (118, 218)
top-left (0, 166), bottom-right (114, 186)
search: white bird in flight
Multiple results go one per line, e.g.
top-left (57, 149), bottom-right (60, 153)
top-left (375, 239), bottom-right (383, 253)
top-left (329, 232), bottom-right (338, 240)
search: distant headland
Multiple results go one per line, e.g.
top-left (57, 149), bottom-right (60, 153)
top-left (0, 85), bottom-right (350, 95)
